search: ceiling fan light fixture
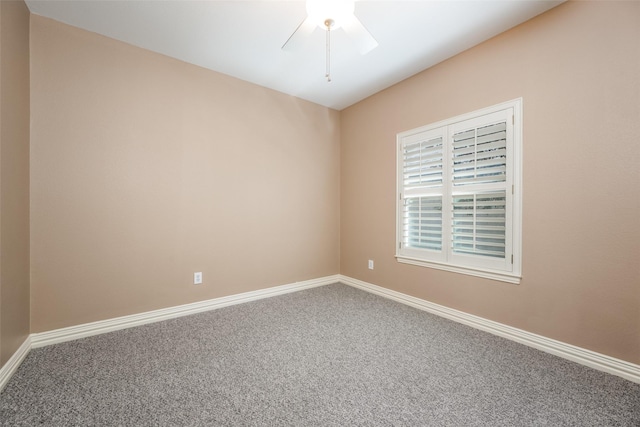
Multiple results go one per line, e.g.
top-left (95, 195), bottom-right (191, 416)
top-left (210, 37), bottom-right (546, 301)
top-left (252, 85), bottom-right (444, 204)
top-left (282, 0), bottom-right (377, 82)
top-left (306, 0), bottom-right (355, 30)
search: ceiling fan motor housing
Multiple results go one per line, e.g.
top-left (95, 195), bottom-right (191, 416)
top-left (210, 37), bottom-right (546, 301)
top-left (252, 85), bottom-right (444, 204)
top-left (306, 0), bottom-right (355, 30)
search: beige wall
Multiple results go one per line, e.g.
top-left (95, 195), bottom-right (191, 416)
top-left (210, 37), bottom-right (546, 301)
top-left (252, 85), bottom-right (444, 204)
top-left (0, 0), bottom-right (30, 366)
top-left (30, 16), bottom-right (340, 332)
top-left (341, 0), bottom-right (640, 364)
top-left (13, 0), bottom-right (640, 368)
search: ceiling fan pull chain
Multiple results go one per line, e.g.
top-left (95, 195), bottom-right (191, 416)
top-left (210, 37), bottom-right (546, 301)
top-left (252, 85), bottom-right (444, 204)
top-left (325, 19), bottom-right (333, 82)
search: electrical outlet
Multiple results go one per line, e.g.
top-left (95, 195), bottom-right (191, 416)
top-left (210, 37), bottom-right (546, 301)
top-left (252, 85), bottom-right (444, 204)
top-left (368, 260), bottom-right (374, 270)
top-left (194, 272), bottom-right (203, 285)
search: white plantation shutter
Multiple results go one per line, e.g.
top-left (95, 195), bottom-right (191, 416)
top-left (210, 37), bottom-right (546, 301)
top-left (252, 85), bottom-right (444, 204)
top-left (449, 110), bottom-right (510, 270)
top-left (451, 192), bottom-right (506, 258)
top-left (452, 121), bottom-right (507, 186)
top-left (403, 196), bottom-right (442, 251)
top-left (399, 129), bottom-right (446, 261)
top-left (403, 136), bottom-right (443, 189)
top-left (397, 99), bottom-right (522, 283)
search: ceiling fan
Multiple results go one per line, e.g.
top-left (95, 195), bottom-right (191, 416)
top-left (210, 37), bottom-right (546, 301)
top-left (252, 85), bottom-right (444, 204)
top-left (282, 0), bottom-right (378, 82)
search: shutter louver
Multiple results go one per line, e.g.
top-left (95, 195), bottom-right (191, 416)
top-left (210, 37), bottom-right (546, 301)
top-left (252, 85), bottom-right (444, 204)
top-left (452, 191), bottom-right (506, 258)
top-left (403, 137), bottom-right (443, 188)
top-left (401, 134), bottom-right (444, 252)
top-left (403, 196), bottom-right (442, 250)
top-left (453, 122), bottom-right (507, 186)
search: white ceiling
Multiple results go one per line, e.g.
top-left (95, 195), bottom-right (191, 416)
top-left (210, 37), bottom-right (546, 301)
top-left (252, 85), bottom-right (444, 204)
top-left (24, 0), bottom-right (564, 110)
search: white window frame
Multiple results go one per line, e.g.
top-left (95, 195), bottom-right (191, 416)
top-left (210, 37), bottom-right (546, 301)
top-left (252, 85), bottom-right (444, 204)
top-left (396, 99), bottom-right (522, 284)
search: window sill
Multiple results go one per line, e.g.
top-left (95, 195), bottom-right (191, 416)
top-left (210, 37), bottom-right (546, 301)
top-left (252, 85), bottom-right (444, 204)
top-left (396, 255), bottom-right (521, 284)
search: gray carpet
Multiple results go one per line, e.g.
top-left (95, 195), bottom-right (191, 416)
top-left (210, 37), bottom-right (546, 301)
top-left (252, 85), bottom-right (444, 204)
top-left (1, 283), bottom-right (639, 426)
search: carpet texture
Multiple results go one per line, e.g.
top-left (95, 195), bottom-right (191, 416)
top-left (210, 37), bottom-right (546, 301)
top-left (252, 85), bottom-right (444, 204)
top-left (1, 284), bottom-right (639, 426)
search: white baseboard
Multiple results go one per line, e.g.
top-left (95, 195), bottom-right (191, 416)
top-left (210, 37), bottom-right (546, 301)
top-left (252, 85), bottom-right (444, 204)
top-left (339, 275), bottom-right (640, 384)
top-left (0, 336), bottom-right (31, 392)
top-left (3, 273), bottom-right (638, 395)
top-left (31, 275), bottom-right (340, 349)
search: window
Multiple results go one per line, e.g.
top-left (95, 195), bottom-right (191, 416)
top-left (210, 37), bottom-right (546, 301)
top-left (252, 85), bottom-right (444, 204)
top-left (396, 99), bottom-right (522, 284)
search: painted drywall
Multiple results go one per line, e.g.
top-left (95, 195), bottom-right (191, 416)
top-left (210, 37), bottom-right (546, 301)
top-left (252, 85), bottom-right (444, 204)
top-left (30, 15), bottom-right (340, 332)
top-left (0, 0), bottom-right (30, 366)
top-left (341, 1), bottom-right (640, 364)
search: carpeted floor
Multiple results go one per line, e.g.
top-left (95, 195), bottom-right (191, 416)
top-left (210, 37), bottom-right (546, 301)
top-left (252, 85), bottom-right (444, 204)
top-left (1, 283), bottom-right (639, 426)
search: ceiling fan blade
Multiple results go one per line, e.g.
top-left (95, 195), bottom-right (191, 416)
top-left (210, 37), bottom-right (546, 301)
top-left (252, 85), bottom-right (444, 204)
top-left (342, 15), bottom-right (378, 55)
top-left (282, 16), bottom-right (317, 51)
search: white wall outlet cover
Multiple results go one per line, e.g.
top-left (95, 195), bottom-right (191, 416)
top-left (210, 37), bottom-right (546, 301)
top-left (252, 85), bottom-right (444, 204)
top-left (368, 260), bottom-right (374, 270)
top-left (194, 272), bottom-right (203, 285)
